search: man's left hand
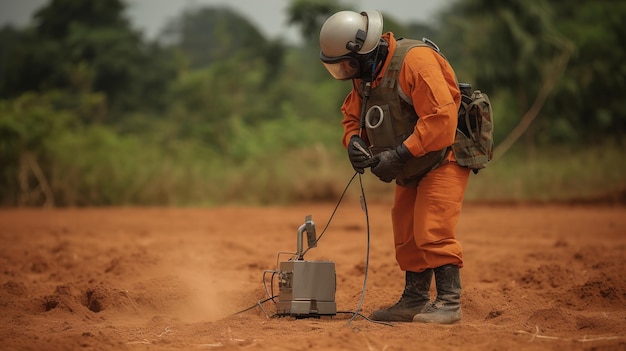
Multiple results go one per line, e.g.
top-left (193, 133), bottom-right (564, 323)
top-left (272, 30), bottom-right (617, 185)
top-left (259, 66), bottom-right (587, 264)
top-left (371, 144), bottom-right (414, 183)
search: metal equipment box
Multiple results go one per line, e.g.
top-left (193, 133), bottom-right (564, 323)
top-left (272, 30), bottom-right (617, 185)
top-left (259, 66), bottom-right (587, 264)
top-left (276, 260), bottom-right (336, 317)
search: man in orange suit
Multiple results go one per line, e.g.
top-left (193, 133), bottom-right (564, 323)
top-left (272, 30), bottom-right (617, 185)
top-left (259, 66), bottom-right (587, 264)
top-left (319, 10), bottom-right (470, 324)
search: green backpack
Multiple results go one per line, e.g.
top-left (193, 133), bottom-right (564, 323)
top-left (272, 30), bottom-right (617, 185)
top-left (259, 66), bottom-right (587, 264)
top-left (452, 83), bottom-right (494, 174)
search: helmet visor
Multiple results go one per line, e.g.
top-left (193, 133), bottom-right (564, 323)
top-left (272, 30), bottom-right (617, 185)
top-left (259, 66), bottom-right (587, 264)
top-left (320, 52), bottom-right (360, 80)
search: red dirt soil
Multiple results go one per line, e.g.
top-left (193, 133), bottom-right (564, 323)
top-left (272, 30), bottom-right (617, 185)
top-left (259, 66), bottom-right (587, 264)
top-left (1, 203), bottom-right (625, 351)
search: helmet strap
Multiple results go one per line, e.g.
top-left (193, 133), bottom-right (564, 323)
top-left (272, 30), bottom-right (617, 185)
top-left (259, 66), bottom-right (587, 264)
top-left (360, 39), bottom-right (388, 82)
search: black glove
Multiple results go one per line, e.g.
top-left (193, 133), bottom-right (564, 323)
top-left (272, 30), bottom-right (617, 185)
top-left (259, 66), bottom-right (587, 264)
top-left (371, 144), bottom-right (414, 183)
top-left (347, 135), bottom-right (376, 174)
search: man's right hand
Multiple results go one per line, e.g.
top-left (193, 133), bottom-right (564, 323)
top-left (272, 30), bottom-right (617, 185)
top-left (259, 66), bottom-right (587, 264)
top-left (347, 135), bottom-right (377, 174)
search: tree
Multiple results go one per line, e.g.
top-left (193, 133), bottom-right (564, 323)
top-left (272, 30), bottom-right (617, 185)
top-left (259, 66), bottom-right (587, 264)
top-left (437, 0), bottom-right (572, 157)
top-left (287, 0), bottom-right (343, 44)
top-left (0, 0), bottom-right (179, 119)
top-left (160, 5), bottom-right (288, 79)
top-left (542, 0), bottom-right (626, 141)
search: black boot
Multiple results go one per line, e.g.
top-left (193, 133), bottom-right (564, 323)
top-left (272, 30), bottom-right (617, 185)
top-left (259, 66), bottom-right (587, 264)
top-left (413, 264), bottom-right (462, 324)
top-left (369, 269), bottom-right (432, 322)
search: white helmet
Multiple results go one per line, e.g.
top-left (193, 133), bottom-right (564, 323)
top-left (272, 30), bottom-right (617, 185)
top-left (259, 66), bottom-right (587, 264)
top-left (319, 10), bottom-right (384, 80)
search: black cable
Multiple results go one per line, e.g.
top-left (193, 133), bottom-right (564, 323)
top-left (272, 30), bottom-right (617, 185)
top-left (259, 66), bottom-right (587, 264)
top-left (234, 171), bottom-right (393, 328)
top-left (301, 171), bottom-right (358, 257)
top-left (345, 172), bottom-right (374, 327)
top-left (337, 311), bottom-right (393, 327)
top-left (302, 171), bottom-right (391, 328)
top-left (233, 295), bottom-right (278, 316)
top-left (262, 270), bottom-right (279, 303)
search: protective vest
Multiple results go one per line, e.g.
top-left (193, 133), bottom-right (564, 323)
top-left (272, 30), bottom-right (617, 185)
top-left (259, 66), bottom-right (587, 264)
top-left (361, 39), bottom-right (448, 186)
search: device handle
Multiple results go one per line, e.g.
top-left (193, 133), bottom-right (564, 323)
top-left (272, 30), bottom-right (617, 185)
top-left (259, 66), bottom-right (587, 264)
top-left (296, 215), bottom-right (316, 260)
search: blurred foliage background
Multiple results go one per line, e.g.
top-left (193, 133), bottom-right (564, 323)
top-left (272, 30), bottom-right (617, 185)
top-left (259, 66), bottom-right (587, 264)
top-left (0, 0), bottom-right (624, 207)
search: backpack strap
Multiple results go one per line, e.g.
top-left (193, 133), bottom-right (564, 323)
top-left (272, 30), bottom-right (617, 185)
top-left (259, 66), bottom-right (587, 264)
top-left (464, 91), bottom-right (490, 143)
top-left (395, 37), bottom-right (458, 105)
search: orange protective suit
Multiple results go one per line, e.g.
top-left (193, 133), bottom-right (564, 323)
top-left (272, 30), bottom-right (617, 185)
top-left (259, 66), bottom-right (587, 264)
top-left (340, 33), bottom-right (470, 272)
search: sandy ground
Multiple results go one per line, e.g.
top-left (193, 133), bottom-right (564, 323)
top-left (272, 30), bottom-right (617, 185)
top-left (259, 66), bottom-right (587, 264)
top-left (1, 202), bottom-right (625, 351)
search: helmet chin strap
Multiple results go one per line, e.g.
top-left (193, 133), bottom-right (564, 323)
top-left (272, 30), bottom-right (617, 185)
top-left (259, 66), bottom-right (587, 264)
top-left (359, 39), bottom-right (388, 82)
